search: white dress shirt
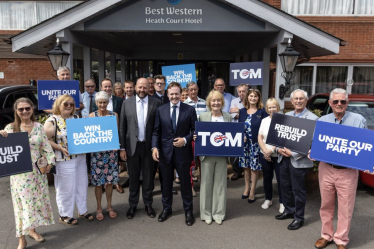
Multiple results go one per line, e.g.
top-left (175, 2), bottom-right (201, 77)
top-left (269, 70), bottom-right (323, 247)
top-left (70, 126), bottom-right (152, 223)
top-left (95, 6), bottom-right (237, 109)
top-left (136, 95), bottom-right (148, 123)
top-left (107, 95), bottom-right (113, 112)
top-left (170, 101), bottom-right (181, 123)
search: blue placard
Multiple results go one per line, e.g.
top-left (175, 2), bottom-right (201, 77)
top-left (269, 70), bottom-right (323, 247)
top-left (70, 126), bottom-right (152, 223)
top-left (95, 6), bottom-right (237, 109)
top-left (66, 116), bottom-right (119, 154)
top-left (37, 80), bottom-right (80, 110)
top-left (310, 121), bottom-right (374, 172)
top-left (161, 64), bottom-right (196, 88)
top-left (195, 121), bottom-right (244, 157)
top-left (229, 62), bottom-right (263, 86)
top-left (0, 132), bottom-right (33, 177)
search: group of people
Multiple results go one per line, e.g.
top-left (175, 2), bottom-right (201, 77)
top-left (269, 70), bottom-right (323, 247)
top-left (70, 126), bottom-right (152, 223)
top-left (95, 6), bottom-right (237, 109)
top-left (0, 66), bottom-right (373, 249)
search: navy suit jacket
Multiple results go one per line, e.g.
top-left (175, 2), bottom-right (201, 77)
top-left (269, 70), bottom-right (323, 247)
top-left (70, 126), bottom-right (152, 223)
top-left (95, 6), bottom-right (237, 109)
top-left (238, 107), bottom-right (268, 144)
top-left (152, 102), bottom-right (197, 164)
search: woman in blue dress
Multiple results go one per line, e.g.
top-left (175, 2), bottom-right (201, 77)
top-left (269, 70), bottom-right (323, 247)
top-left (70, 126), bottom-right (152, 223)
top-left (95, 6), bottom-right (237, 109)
top-left (239, 89), bottom-right (268, 203)
top-left (89, 91), bottom-right (119, 220)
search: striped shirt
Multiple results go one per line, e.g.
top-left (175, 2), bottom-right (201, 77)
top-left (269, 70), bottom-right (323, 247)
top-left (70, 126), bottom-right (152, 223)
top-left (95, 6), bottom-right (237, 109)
top-left (184, 97), bottom-right (207, 119)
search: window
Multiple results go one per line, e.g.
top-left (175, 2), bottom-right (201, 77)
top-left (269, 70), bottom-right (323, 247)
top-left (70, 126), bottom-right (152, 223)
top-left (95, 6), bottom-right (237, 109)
top-left (286, 64), bottom-right (374, 100)
top-left (0, 1), bottom-right (82, 30)
top-left (282, 0), bottom-right (374, 15)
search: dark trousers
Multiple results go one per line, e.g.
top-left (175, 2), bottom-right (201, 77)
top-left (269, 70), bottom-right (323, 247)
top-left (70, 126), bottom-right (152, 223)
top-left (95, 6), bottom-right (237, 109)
top-left (160, 150), bottom-right (193, 213)
top-left (279, 157), bottom-right (309, 221)
top-left (153, 162), bottom-right (163, 191)
top-left (261, 156), bottom-right (282, 203)
top-left (127, 142), bottom-right (154, 208)
top-left (231, 157), bottom-right (243, 175)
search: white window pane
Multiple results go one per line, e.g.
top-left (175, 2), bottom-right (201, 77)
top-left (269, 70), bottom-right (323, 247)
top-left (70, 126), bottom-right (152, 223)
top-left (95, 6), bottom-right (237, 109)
top-left (37, 2), bottom-right (82, 23)
top-left (356, 0), bottom-right (374, 14)
top-left (352, 67), bottom-right (374, 93)
top-left (315, 66), bottom-right (348, 94)
top-left (282, 0), bottom-right (354, 15)
top-left (0, 2), bottom-right (36, 30)
top-left (286, 66), bottom-right (314, 98)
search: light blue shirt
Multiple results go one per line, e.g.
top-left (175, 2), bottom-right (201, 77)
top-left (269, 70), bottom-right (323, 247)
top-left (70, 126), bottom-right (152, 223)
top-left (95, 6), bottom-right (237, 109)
top-left (319, 111), bottom-right (367, 129)
top-left (81, 91), bottom-right (96, 118)
top-left (222, 92), bottom-right (234, 113)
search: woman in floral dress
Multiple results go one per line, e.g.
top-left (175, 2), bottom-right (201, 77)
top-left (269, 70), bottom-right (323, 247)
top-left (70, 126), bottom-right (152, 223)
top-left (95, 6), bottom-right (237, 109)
top-left (238, 89), bottom-right (268, 203)
top-left (0, 98), bottom-right (55, 249)
top-left (89, 91), bottom-right (119, 220)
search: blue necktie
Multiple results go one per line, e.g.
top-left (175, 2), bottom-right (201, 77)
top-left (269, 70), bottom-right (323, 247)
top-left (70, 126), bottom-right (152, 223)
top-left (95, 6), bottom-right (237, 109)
top-left (138, 99), bottom-right (145, 141)
top-left (172, 105), bottom-right (177, 132)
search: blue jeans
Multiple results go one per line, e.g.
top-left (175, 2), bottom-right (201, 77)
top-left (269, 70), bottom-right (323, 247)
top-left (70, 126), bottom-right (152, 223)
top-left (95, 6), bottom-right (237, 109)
top-left (261, 156), bottom-right (282, 203)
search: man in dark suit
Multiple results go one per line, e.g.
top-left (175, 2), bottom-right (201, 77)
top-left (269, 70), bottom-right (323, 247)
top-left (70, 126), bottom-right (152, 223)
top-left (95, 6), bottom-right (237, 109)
top-left (93, 78), bottom-right (124, 193)
top-left (152, 75), bottom-right (169, 104)
top-left (152, 82), bottom-right (197, 226)
top-left (92, 78), bottom-right (123, 118)
top-left (119, 78), bottom-right (161, 219)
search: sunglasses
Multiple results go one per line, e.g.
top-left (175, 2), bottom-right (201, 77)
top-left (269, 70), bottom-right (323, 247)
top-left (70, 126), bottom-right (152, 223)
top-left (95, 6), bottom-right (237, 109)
top-left (63, 102), bottom-right (75, 107)
top-left (17, 107), bottom-right (32, 112)
top-left (332, 100), bottom-right (347, 105)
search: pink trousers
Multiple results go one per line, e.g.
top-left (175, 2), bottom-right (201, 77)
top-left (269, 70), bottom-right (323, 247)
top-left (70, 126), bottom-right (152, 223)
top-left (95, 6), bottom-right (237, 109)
top-left (318, 162), bottom-right (358, 246)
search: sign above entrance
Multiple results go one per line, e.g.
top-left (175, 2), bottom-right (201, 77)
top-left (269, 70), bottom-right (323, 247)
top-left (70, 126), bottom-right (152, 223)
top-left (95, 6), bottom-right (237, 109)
top-left (162, 64), bottom-right (196, 88)
top-left (229, 62), bottom-right (264, 86)
top-left (85, 0), bottom-right (265, 32)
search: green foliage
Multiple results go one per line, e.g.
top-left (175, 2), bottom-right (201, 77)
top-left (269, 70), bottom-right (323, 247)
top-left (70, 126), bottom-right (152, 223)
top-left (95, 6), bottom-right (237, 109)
top-left (38, 114), bottom-right (49, 125)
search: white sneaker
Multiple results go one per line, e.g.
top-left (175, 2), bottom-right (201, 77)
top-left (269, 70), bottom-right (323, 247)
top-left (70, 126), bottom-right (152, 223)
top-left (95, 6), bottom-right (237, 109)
top-left (279, 204), bottom-right (285, 214)
top-left (205, 220), bottom-right (212, 225)
top-left (261, 200), bottom-right (272, 209)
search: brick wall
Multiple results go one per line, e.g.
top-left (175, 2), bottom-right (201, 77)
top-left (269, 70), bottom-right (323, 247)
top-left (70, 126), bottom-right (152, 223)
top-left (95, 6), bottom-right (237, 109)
top-left (261, 0), bottom-right (281, 9)
top-left (0, 58), bottom-right (56, 85)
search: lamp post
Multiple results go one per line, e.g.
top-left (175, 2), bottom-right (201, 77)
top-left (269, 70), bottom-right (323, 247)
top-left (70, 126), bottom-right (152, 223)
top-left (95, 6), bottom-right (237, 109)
top-left (47, 38), bottom-right (70, 72)
top-left (278, 39), bottom-right (300, 99)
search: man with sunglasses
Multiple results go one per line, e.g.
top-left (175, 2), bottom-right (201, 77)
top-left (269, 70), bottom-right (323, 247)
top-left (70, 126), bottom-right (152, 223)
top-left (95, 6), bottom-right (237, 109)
top-left (314, 88), bottom-right (367, 249)
top-left (81, 79), bottom-right (97, 118)
top-left (276, 89), bottom-right (318, 231)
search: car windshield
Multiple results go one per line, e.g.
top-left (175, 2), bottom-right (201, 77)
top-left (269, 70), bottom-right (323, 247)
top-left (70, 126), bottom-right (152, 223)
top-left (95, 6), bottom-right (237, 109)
top-left (327, 101), bottom-right (374, 129)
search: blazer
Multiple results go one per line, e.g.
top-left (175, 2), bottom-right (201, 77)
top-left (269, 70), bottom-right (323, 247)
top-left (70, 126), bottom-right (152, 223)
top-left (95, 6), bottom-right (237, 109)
top-left (151, 102), bottom-right (197, 164)
top-left (92, 95), bottom-right (123, 118)
top-left (198, 111), bottom-right (232, 162)
top-left (277, 109), bottom-right (318, 168)
top-left (238, 107), bottom-right (268, 144)
top-left (119, 96), bottom-right (161, 157)
top-left (152, 92), bottom-right (170, 105)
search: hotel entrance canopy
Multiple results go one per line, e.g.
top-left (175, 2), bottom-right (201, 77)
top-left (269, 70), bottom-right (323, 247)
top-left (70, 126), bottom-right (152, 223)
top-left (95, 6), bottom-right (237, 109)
top-left (10, 0), bottom-right (343, 107)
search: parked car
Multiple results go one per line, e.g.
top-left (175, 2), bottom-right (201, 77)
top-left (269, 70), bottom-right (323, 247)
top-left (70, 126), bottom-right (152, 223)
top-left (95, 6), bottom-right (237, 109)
top-left (307, 93), bottom-right (374, 188)
top-left (0, 85), bottom-right (44, 130)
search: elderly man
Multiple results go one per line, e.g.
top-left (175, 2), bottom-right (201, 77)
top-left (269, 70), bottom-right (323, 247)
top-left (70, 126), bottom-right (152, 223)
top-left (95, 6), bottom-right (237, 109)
top-left (313, 89), bottom-right (368, 249)
top-left (275, 89), bottom-right (318, 230)
top-left (119, 78), bottom-right (161, 219)
top-left (147, 77), bottom-right (155, 96)
top-left (213, 78), bottom-right (234, 113)
top-left (124, 79), bottom-right (135, 99)
top-left (229, 83), bottom-right (248, 181)
top-left (152, 75), bottom-right (169, 104)
top-left (81, 79), bottom-right (96, 118)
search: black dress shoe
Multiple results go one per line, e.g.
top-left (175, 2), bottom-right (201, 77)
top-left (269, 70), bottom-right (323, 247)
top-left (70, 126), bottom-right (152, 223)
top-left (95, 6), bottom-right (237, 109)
top-left (287, 219), bottom-right (304, 230)
top-left (172, 189), bottom-right (178, 195)
top-left (121, 179), bottom-right (129, 188)
top-left (158, 210), bottom-right (172, 222)
top-left (185, 212), bottom-right (195, 226)
top-left (275, 212), bottom-right (294, 220)
top-left (145, 206), bottom-right (156, 218)
top-left (126, 207), bottom-right (136, 219)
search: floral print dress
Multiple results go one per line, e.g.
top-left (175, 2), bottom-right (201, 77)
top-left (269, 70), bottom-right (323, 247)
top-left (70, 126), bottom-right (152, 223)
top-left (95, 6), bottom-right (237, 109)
top-left (239, 114), bottom-right (262, 171)
top-left (90, 111), bottom-right (119, 186)
top-left (5, 122), bottom-right (56, 237)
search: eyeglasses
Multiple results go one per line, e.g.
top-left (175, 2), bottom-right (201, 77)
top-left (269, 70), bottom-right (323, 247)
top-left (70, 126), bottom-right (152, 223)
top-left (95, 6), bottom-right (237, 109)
top-left (155, 82), bottom-right (165, 86)
top-left (249, 89), bottom-right (260, 92)
top-left (85, 85), bottom-right (95, 88)
top-left (293, 97), bottom-right (305, 101)
top-left (332, 100), bottom-right (347, 105)
top-left (215, 85), bottom-right (225, 87)
top-left (63, 102), bottom-right (75, 107)
top-left (17, 107), bottom-right (32, 112)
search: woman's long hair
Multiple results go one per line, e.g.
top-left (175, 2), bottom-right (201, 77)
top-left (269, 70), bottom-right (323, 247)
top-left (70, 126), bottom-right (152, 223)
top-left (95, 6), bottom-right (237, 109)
top-left (12, 98), bottom-right (36, 133)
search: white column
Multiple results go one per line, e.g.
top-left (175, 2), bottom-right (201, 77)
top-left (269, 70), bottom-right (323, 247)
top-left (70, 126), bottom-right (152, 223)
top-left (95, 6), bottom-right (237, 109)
top-left (83, 46), bottom-right (91, 82)
top-left (275, 43), bottom-right (287, 110)
top-left (120, 55), bottom-right (126, 83)
top-left (262, 47), bottom-right (270, 104)
top-left (110, 53), bottom-right (116, 82)
top-left (98, 50), bottom-right (105, 83)
top-left (62, 42), bottom-right (73, 80)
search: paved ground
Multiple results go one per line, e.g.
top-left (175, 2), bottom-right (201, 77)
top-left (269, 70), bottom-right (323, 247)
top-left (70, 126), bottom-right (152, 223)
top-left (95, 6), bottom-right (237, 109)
top-left (0, 171), bottom-right (373, 249)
